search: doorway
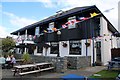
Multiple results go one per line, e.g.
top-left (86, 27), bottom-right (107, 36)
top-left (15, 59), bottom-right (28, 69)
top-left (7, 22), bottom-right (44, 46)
top-left (96, 42), bottom-right (101, 63)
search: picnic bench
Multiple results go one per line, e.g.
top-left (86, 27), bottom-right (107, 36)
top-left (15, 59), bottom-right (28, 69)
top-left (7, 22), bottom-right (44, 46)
top-left (107, 57), bottom-right (120, 70)
top-left (12, 62), bottom-right (54, 76)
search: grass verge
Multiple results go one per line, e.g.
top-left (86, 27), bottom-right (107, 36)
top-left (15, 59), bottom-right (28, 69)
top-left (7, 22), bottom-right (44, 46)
top-left (89, 70), bottom-right (119, 80)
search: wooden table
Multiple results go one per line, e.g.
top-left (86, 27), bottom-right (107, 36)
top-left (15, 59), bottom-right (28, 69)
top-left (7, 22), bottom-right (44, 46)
top-left (12, 62), bottom-right (54, 76)
top-left (14, 64), bottom-right (35, 68)
top-left (35, 62), bottom-right (52, 66)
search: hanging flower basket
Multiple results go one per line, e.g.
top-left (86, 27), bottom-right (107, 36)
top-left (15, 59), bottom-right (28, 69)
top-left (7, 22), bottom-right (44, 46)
top-left (85, 43), bottom-right (90, 47)
top-left (62, 42), bottom-right (67, 47)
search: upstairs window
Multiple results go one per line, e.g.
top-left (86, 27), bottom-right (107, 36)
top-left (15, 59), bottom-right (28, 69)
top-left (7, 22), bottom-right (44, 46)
top-left (35, 27), bottom-right (40, 35)
top-left (67, 16), bottom-right (76, 29)
top-left (48, 22), bottom-right (54, 32)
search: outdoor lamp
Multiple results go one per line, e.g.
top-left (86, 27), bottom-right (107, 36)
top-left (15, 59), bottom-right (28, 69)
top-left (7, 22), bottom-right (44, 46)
top-left (57, 30), bottom-right (61, 57)
top-left (57, 30), bottom-right (61, 35)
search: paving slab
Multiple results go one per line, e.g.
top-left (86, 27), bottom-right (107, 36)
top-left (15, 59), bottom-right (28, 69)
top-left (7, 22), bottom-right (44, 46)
top-left (1, 66), bottom-right (106, 79)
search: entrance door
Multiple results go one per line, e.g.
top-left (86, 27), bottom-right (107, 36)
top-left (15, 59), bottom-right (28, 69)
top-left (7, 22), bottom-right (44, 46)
top-left (96, 42), bottom-right (101, 62)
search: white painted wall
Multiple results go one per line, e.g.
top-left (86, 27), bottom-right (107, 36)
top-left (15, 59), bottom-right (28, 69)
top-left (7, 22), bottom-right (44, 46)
top-left (112, 37), bottom-right (118, 48)
top-left (108, 31), bottom-right (118, 49)
top-left (81, 39), bottom-right (92, 56)
top-left (59, 40), bottom-right (93, 57)
top-left (100, 17), bottom-right (111, 65)
top-left (59, 41), bottom-right (69, 57)
top-left (81, 39), bottom-right (95, 65)
top-left (34, 47), bottom-right (38, 55)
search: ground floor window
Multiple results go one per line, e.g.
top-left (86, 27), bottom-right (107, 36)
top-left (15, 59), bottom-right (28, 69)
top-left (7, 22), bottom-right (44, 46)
top-left (69, 40), bottom-right (81, 55)
top-left (19, 48), bottom-right (24, 54)
top-left (50, 42), bottom-right (59, 54)
top-left (28, 45), bottom-right (36, 54)
top-left (37, 46), bottom-right (43, 53)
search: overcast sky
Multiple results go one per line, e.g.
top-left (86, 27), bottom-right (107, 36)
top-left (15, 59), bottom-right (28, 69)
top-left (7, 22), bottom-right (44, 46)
top-left (0, 0), bottom-right (120, 38)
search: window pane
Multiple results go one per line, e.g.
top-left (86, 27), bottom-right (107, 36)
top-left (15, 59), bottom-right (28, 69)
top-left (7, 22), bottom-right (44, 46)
top-left (50, 42), bottom-right (59, 54)
top-left (37, 46), bottom-right (43, 53)
top-left (69, 40), bottom-right (81, 55)
top-left (35, 27), bottom-right (40, 35)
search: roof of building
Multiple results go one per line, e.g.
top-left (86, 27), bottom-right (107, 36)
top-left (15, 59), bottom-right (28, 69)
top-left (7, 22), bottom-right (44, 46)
top-left (11, 5), bottom-right (118, 35)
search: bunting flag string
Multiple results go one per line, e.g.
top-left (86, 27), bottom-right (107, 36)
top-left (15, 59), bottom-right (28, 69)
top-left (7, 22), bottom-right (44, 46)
top-left (87, 39), bottom-right (91, 44)
top-left (86, 34), bottom-right (112, 41)
top-left (62, 19), bottom-right (80, 28)
top-left (90, 12), bottom-right (99, 17)
top-left (61, 12), bottom-right (99, 29)
top-left (33, 35), bottom-right (36, 39)
top-left (79, 17), bottom-right (89, 20)
top-left (43, 30), bottom-right (47, 33)
top-left (96, 36), bottom-right (103, 40)
top-left (52, 27), bottom-right (57, 32)
top-left (62, 24), bottom-right (68, 28)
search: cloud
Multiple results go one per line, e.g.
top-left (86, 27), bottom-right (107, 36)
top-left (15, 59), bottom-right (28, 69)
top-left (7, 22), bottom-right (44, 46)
top-left (0, 25), bottom-right (9, 38)
top-left (1, 0), bottom-right (119, 30)
top-left (3, 12), bottom-right (37, 28)
top-left (1, 0), bottom-right (34, 2)
top-left (37, 0), bottom-right (57, 8)
top-left (1, 0), bottom-right (56, 8)
top-left (56, 0), bottom-right (119, 29)
top-left (103, 6), bottom-right (118, 29)
top-left (1, 0), bottom-right (57, 8)
top-left (96, 0), bottom-right (119, 30)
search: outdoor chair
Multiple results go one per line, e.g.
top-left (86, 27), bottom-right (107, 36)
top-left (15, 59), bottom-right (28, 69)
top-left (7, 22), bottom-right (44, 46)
top-left (107, 57), bottom-right (120, 70)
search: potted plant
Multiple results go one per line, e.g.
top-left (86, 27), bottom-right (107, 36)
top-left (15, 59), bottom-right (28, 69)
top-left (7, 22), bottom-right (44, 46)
top-left (85, 43), bottom-right (90, 47)
top-left (22, 52), bottom-right (31, 64)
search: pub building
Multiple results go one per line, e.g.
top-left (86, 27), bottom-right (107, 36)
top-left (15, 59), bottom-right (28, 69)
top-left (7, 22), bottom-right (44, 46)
top-left (11, 5), bottom-right (119, 65)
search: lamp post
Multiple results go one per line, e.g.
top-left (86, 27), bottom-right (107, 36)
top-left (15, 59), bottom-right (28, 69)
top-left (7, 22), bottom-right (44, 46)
top-left (57, 30), bottom-right (61, 57)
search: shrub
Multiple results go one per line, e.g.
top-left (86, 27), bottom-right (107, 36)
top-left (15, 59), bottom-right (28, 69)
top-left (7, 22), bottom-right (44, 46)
top-left (22, 52), bottom-right (31, 64)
